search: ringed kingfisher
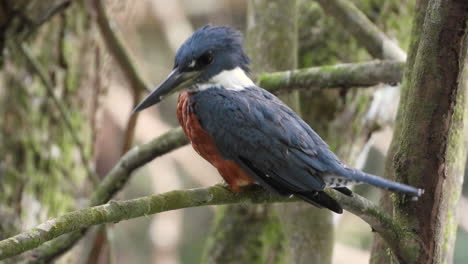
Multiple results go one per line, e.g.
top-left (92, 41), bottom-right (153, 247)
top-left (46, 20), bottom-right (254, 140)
top-left (134, 25), bottom-right (423, 214)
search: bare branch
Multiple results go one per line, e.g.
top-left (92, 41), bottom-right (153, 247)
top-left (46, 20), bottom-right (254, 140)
top-left (0, 184), bottom-right (417, 261)
top-left (314, 0), bottom-right (407, 61)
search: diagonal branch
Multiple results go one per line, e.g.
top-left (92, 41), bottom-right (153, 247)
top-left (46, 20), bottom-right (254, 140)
top-left (89, 128), bottom-right (188, 205)
top-left (93, 0), bottom-right (151, 94)
top-left (25, 128), bottom-right (188, 263)
top-left (0, 184), bottom-right (418, 261)
top-left (314, 0), bottom-right (407, 61)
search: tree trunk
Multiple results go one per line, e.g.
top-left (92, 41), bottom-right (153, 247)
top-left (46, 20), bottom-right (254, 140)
top-left (283, 0), bottom-right (415, 261)
top-left (370, 0), bottom-right (468, 263)
top-left (0, 0), bottom-right (103, 263)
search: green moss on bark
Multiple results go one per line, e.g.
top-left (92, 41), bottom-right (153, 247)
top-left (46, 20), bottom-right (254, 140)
top-left (372, 0), bottom-right (468, 263)
top-left (0, 0), bottom-right (99, 245)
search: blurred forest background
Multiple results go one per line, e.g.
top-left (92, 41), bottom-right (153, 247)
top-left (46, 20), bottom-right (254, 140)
top-left (0, 0), bottom-right (467, 264)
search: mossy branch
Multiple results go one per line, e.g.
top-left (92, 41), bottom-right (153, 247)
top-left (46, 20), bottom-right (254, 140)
top-left (23, 60), bottom-right (404, 262)
top-left (259, 60), bottom-right (403, 93)
top-left (314, 0), bottom-right (407, 61)
top-left (0, 184), bottom-right (418, 261)
top-left (25, 128), bottom-right (188, 263)
top-left (89, 128), bottom-right (188, 205)
top-left (0, 103), bottom-right (416, 261)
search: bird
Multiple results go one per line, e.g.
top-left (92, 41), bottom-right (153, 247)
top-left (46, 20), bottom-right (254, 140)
top-left (134, 25), bottom-right (423, 214)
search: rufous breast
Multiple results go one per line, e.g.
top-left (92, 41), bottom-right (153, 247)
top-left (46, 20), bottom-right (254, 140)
top-left (177, 92), bottom-right (255, 191)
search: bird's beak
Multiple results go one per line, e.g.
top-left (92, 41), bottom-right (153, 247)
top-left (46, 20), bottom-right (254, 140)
top-left (133, 68), bottom-right (199, 112)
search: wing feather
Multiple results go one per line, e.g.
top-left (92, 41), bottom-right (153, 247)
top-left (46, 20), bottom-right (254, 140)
top-left (192, 87), bottom-right (340, 194)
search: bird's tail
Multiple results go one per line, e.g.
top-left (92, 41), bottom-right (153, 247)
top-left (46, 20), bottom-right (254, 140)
top-left (334, 167), bottom-right (424, 198)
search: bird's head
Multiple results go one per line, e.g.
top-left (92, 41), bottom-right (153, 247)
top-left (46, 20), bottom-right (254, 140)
top-left (134, 25), bottom-right (252, 112)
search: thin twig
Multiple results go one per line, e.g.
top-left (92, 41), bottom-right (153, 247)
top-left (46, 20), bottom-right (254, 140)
top-left (90, 47), bottom-right (102, 150)
top-left (93, 0), bottom-right (148, 153)
top-left (18, 42), bottom-right (100, 185)
top-left (92, 0), bottom-right (150, 94)
top-left (91, 2), bottom-right (147, 260)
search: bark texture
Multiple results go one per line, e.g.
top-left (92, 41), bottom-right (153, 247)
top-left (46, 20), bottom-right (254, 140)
top-left (0, 0), bottom-right (103, 263)
top-left (370, 0), bottom-right (468, 263)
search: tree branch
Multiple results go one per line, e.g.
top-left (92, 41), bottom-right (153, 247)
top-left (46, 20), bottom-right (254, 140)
top-left (259, 60), bottom-right (404, 93)
top-left (24, 128), bottom-right (188, 263)
top-left (93, 0), bottom-right (151, 94)
top-left (19, 61), bottom-right (403, 263)
top-left (314, 0), bottom-right (407, 61)
top-left (24, 60), bottom-right (404, 262)
top-left (0, 184), bottom-right (417, 261)
top-left (0, 105), bottom-right (415, 262)
top-left (0, 0), bottom-right (73, 45)
top-left (89, 128), bottom-right (188, 205)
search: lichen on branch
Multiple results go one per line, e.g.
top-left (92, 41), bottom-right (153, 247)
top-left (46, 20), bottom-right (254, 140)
top-left (259, 60), bottom-right (404, 93)
top-left (0, 184), bottom-right (417, 261)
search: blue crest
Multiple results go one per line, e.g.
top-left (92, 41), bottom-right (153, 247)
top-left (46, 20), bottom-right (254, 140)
top-left (174, 25), bottom-right (250, 80)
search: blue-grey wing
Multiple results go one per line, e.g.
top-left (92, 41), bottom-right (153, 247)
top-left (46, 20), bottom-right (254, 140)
top-left (191, 86), bottom-right (341, 194)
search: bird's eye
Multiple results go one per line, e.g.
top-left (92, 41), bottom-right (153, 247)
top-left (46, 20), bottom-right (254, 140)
top-left (187, 60), bottom-right (196, 68)
top-left (197, 51), bottom-right (213, 67)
